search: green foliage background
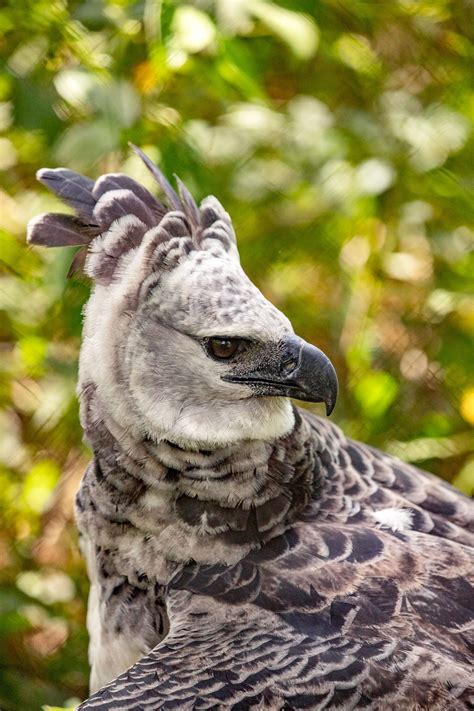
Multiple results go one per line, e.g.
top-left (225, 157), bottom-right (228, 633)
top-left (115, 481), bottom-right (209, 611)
top-left (0, 0), bottom-right (473, 708)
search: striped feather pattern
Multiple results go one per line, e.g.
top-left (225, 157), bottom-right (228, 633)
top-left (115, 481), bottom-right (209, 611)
top-left (76, 408), bottom-right (474, 710)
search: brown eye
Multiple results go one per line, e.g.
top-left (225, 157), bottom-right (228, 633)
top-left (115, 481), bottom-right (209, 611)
top-left (207, 337), bottom-right (241, 360)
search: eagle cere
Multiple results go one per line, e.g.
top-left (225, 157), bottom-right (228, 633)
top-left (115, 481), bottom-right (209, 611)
top-left (27, 148), bottom-right (474, 710)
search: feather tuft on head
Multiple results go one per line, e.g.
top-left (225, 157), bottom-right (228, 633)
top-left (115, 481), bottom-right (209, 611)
top-left (27, 147), bottom-right (238, 283)
top-left (128, 143), bottom-right (182, 211)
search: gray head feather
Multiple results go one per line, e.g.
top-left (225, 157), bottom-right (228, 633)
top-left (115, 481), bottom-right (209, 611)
top-left (28, 148), bottom-right (297, 445)
top-left (28, 147), bottom-right (238, 284)
top-left (129, 143), bottom-right (182, 211)
top-left (27, 213), bottom-right (97, 248)
top-left (175, 175), bottom-right (201, 231)
top-left (36, 168), bottom-right (96, 220)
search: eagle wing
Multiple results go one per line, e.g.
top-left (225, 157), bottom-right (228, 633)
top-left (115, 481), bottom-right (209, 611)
top-left (301, 410), bottom-right (474, 544)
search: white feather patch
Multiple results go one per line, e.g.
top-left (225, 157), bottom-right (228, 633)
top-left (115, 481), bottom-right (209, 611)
top-left (373, 507), bottom-right (413, 532)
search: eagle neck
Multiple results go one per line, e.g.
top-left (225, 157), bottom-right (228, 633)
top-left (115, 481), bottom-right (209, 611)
top-left (78, 385), bottom-right (326, 575)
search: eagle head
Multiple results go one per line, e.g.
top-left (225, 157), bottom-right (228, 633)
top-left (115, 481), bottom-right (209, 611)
top-left (27, 146), bottom-right (338, 449)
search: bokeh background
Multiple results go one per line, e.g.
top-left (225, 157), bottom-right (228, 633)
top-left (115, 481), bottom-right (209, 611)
top-left (0, 0), bottom-right (473, 708)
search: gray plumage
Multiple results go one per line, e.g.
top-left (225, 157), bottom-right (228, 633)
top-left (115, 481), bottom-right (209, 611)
top-left (37, 168), bottom-right (96, 219)
top-left (130, 143), bottom-right (183, 212)
top-left (27, 150), bottom-right (474, 710)
top-left (26, 212), bottom-right (96, 247)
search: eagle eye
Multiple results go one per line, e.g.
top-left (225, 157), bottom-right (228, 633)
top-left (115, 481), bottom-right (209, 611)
top-left (206, 337), bottom-right (242, 360)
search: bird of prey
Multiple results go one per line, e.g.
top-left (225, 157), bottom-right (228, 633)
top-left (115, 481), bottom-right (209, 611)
top-left (27, 147), bottom-right (474, 710)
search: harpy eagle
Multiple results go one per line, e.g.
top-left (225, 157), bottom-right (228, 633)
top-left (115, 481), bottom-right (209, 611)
top-left (27, 147), bottom-right (474, 710)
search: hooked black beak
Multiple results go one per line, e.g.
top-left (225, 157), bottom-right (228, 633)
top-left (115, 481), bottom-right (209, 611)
top-left (223, 335), bottom-right (338, 415)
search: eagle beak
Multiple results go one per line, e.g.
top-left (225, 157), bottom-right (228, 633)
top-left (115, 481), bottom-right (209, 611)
top-left (280, 336), bottom-right (339, 415)
top-left (224, 335), bottom-right (339, 415)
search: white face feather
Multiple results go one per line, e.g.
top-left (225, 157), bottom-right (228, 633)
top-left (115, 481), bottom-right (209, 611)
top-left (79, 237), bottom-right (296, 448)
top-left (153, 250), bottom-right (293, 340)
top-left (29, 159), bottom-right (324, 447)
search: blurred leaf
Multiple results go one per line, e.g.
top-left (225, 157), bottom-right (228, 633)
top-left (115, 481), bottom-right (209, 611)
top-left (90, 81), bottom-right (141, 128)
top-left (18, 336), bottom-right (48, 377)
top-left (19, 460), bottom-right (60, 515)
top-left (171, 6), bottom-right (216, 54)
top-left (17, 570), bottom-right (75, 604)
top-left (353, 372), bottom-right (399, 419)
top-left (452, 457), bottom-right (474, 496)
top-left (335, 34), bottom-right (381, 76)
top-left (250, 1), bottom-right (319, 60)
top-left (54, 70), bottom-right (98, 114)
top-left (54, 121), bottom-right (120, 170)
top-left (460, 387), bottom-right (474, 426)
top-left (387, 432), bottom-right (474, 463)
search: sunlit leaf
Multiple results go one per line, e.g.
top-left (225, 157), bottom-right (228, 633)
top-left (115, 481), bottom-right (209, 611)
top-left (17, 570), bottom-right (75, 604)
top-left (18, 335), bottom-right (48, 376)
top-left (7, 38), bottom-right (48, 77)
top-left (460, 388), bottom-right (474, 426)
top-left (353, 372), bottom-right (399, 419)
top-left (19, 460), bottom-right (60, 514)
top-left (171, 6), bottom-right (216, 54)
top-left (250, 1), bottom-right (319, 59)
top-left (54, 69), bottom-right (97, 113)
top-left (335, 33), bottom-right (381, 75)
